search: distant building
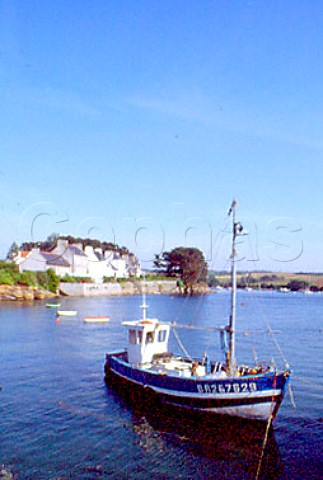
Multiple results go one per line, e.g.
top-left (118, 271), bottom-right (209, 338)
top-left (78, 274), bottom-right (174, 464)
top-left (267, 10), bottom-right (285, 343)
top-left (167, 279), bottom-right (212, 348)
top-left (13, 238), bottom-right (141, 282)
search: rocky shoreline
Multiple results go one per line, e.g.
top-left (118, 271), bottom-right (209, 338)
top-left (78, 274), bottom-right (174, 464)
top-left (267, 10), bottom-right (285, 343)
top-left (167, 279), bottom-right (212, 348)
top-left (59, 280), bottom-right (210, 296)
top-left (0, 280), bottom-right (210, 301)
top-left (0, 285), bottom-right (56, 302)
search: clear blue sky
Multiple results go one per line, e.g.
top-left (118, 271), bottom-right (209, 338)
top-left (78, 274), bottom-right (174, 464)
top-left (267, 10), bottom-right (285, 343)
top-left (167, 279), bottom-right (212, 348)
top-left (1, 0), bottom-right (323, 272)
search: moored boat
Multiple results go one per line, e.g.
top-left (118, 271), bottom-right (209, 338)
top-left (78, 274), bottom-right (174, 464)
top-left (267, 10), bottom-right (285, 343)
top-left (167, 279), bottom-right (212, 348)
top-left (46, 303), bottom-right (61, 308)
top-left (84, 316), bottom-right (110, 323)
top-left (104, 200), bottom-right (291, 422)
top-left (57, 310), bottom-right (77, 316)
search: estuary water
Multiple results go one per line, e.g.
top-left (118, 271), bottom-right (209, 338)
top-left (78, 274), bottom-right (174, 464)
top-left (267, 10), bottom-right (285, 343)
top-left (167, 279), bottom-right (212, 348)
top-left (0, 290), bottom-right (322, 479)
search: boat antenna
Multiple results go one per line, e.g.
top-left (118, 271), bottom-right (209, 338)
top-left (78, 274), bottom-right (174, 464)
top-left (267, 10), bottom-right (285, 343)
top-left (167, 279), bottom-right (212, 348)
top-left (140, 272), bottom-right (148, 321)
top-left (227, 199), bottom-right (243, 375)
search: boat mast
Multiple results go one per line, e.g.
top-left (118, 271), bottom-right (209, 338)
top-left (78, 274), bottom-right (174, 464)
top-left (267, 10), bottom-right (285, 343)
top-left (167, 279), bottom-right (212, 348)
top-left (228, 199), bottom-right (238, 376)
top-left (141, 273), bottom-right (148, 321)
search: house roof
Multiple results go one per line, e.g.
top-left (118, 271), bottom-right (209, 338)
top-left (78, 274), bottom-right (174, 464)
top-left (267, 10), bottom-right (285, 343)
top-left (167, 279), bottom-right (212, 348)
top-left (41, 252), bottom-right (71, 267)
top-left (68, 245), bottom-right (87, 256)
top-left (94, 251), bottom-right (104, 261)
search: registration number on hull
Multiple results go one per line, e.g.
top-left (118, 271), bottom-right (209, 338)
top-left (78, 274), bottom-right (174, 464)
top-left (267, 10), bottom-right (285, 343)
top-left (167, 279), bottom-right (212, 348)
top-left (197, 382), bottom-right (257, 394)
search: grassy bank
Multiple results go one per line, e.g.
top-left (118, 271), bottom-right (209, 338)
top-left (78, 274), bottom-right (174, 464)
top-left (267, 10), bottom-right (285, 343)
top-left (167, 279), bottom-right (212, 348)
top-left (209, 272), bottom-right (323, 291)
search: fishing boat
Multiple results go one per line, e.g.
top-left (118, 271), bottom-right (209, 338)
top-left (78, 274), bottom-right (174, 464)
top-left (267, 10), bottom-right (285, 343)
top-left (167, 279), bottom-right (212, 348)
top-left (84, 316), bottom-right (110, 323)
top-left (104, 200), bottom-right (291, 422)
top-left (57, 310), bottom-right (77, 317)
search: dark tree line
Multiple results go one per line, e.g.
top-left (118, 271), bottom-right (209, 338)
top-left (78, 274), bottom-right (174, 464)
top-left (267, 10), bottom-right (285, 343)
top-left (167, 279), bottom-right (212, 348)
top-left (154, 247), bottom-right (208, 292)
top-left (16, 234), bottom-right (129, 256)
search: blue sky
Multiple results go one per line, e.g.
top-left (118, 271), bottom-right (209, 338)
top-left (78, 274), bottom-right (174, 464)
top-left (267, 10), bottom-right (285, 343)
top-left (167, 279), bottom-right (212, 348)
top-left (1, 0), bottom-right (323, 272)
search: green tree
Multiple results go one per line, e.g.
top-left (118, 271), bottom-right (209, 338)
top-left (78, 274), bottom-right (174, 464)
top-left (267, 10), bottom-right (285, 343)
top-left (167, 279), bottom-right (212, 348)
top-left (0, 261), bottom-right (20, 283)
top-left (154, 247), bottom-right (208, 293)
top-left (6, 242), bottom-right (19, 260)
top-left (287, 279), bottom-right (309, 291)
top-left (35, 271), bottom-right (49, 290)
top-left (47, 268), bottom-right (60, 293)
top-left (18, 271), bottom-right (37, 287)
top-left (0, 270), bottom-right (15, 285)
top-left (41, 233), bottom-right (59, 251)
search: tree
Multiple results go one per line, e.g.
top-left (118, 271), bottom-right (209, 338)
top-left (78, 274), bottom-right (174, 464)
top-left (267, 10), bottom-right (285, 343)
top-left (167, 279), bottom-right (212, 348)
top-left (41, 233), bottom-right (59, 251)
top-left (0, 270), bottom-right (14, 285)
top-left (154, 247), bottom-right (208, 293)
top-left (6, 242), bottom-right (19, 260)
top-left (18, 271), bottom-right (37, 287)
top-left (287, 279), bottom-right (309, 291)
top-left (47, 268), bottom-right (60, 294)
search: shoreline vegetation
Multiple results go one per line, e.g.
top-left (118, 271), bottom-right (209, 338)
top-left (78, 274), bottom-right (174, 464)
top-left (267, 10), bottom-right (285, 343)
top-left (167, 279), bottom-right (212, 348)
top-left (1, 258), bottom-right (323, 301)
top-left (0, 271), bottom-right (323, 302)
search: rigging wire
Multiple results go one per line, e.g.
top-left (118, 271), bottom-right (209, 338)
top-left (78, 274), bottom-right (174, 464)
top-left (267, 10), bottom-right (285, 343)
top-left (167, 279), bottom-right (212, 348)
top-left (244, 227), bottom-right (297, 412)
top-left (172, 326), bottom-right (193, 361)
top-left (169, 213), bottom-right (232, 358)
top-left (243, 230), bottom-right (292, 369)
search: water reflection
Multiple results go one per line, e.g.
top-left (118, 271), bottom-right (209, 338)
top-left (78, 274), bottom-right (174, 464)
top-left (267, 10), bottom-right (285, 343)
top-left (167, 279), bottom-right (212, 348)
top-left (105, 381), bottom-right (286, 480)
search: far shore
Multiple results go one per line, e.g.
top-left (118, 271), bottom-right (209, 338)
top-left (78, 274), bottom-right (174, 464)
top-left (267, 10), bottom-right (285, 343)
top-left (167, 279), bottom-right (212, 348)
top-left (59, 279), bottom-right (180, 297)
top-left (1, 271), bottom-right (323, 302)
top-left (0, 280), bottom-right (180, 301)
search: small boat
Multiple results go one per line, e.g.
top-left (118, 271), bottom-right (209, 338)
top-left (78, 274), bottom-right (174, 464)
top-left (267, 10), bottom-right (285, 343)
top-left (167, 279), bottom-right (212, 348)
top-left (84, 316), bottom-right (110, 323)
top-left (57, 310), bottom-right (77, 317)
top-left (46, 303), bottom-right (61, 308)
top-left (104, 200), bottom-right (292, 422)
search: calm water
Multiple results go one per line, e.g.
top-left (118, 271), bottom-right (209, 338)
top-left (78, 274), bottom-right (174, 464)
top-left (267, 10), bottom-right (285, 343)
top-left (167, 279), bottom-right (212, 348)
top-left (0, 291), bottom-right (322, 479)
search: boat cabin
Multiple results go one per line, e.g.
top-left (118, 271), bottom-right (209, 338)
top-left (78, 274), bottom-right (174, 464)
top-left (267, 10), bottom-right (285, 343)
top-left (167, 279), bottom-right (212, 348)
top-left (123, 319), bottom-right (170, 364)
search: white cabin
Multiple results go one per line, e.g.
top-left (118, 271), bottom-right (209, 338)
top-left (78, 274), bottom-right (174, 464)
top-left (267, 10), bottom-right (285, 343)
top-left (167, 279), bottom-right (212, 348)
top-left (123, 319), bottom-right (170, 364)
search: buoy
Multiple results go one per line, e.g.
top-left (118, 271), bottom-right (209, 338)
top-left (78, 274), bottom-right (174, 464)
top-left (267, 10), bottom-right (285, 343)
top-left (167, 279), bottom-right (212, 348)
top-left (56, 317), bottom-right (61, 324)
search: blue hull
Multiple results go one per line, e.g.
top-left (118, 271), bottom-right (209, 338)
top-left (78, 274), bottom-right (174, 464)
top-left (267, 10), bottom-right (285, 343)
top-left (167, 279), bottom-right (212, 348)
top-left (105, 351), bottom-right (291, 421)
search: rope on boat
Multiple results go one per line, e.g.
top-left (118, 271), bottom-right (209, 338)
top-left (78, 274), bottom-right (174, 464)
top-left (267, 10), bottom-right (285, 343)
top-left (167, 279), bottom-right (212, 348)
top-left (255, 411), bottom-right (273, 479)
top-left (236, 253), bottom-right (297, 414)
top-left (256, 372), bottom-right (277, 480)
top-left (168, 322), bottom-right (281, 334)
top-left (288, 383), bottom-right (297, 409)
top-left (266, 324), bottom-right (290, 369)
top-left (250, 284), bottom-right (297, 410)
top-left (172, 326), bottom-right (193, 361)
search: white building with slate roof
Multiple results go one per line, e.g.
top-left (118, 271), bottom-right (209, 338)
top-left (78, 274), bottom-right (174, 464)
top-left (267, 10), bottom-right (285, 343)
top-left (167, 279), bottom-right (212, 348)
top-left (14, 239), bottom-right (141, 282)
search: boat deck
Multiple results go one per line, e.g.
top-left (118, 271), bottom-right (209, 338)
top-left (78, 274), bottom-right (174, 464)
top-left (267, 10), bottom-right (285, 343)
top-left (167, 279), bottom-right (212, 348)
top-left (108, 351), bottom-right (275, 379)
top-left (140, 356), bottom-right (228, 379)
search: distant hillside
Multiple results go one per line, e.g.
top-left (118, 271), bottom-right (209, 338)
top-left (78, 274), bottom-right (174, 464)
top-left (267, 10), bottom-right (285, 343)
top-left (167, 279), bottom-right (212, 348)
top-left (208, 271), bottom-right (323, 291)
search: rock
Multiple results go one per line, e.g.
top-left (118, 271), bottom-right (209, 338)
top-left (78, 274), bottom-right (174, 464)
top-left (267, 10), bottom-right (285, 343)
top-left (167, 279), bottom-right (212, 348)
top-left (22, 290), bottom-right (34, 301)
top-left (0, 285), bottom-right (56, 302)
top-left (188, 282), bottom-right (211, 295)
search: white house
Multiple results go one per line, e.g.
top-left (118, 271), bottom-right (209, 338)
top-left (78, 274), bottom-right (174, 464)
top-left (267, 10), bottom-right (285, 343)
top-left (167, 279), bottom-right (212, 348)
top-left (15, 248), bottom-right (71, 277)
top-left (51, 239), bottom-right (89, 277)
top-left (13, 238), bottom-right (141, 282)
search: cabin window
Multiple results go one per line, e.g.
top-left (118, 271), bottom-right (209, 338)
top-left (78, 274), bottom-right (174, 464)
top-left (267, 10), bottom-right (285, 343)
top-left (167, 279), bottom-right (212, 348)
top-left (146, 331), bottom-right (154, 344)
top-left (158, 329), bottom-right (167, 342)
top-left (138, 330), bottom-right (143, 343)
top-left (129, 330), bottom-right (137, 344)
